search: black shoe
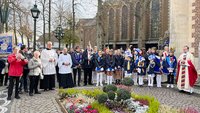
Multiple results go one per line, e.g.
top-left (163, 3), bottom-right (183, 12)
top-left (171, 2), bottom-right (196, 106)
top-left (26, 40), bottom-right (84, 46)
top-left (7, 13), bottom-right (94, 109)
top-left (49, 88), bottom-right (55, 90)
top-left (35, 92), bottom-right (41, 94)
top-left (7, 97), bottom-right (11, 100)
top-left (19, 90), bottom-right (23, 94)
top-left (89, 83), bottom-right (93, 85)
top-left (15, 96), bottom-right (20, 99)
top-left (29, 93), bottom-right (33, 96)
top-left (83, 84), bottom-right (87, 86)
top-left (78, 84), bottom-right (81, 87)
top-left (25, 90), bottom-right (29, 93)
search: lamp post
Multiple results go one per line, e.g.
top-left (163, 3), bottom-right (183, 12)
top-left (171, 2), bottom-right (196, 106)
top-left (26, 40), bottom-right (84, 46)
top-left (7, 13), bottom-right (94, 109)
top-left (54, 24), bottom-right (64, 50)
top-left (31, 3), bottom-right (40, 51)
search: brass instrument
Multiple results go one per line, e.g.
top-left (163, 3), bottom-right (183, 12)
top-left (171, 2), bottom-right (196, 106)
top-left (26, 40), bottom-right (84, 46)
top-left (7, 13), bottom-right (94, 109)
top-left (138, 60), bottom-right (145, 67)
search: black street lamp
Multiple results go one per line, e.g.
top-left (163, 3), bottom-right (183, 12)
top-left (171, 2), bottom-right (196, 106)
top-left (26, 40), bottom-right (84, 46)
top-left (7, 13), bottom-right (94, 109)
top-left (31, 3), bottom-right (40, 51)
top-left (54, 24), bottom-right (64, 50)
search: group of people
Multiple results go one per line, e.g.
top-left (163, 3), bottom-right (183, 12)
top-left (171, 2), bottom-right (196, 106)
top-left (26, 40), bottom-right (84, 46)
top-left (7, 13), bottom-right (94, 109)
top-left (0, 41), bottom-right (198, 101)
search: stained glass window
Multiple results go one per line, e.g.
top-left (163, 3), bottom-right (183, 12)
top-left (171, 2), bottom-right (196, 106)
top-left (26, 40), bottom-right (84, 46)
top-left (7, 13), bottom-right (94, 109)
top-left (121, 5), bottom-right (128, 40)
top-left (135, 2), bottom-right (140, 39)
top-left (151, 0), bottom-right (160, 39)
top-left (108, 8), bottom-right (114, 41)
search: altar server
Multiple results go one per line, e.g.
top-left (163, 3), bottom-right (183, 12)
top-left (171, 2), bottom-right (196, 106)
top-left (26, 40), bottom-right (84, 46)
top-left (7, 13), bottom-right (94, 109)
top-left (40, 41), bottom-right (58, 91)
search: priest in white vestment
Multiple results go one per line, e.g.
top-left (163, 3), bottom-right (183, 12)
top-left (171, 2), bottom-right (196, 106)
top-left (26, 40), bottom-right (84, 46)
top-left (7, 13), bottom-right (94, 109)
top-left (177, 46), bottom-right (198, 93)
top-left (40, 41), bottom-right (58, 91)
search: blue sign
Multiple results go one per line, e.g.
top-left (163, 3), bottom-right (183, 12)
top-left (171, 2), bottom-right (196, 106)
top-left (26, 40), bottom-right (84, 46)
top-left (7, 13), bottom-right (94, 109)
top-left (0, 35), bottom-right (12, 54)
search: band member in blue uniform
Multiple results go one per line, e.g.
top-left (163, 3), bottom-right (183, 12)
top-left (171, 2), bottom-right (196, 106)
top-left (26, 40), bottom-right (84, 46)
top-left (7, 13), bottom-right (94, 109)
top-left (147, 55), bottom-right (156, 87)
top-left (133, 48), bottom-right (140, 85)
top-left (114, 49), bottom-right (124, 85)
top-left (164, 48), bottom-right (177, 88)
top-left (123, 55), bottom-right (134, 78)
top-left (105, 49), bottom-right (115, 85)
top-left (154, 51), bottom-right (164, 87)
top-left (94, 50), bottom-right (105, 86)
top-left (137, 51), bottom-right (146, 86)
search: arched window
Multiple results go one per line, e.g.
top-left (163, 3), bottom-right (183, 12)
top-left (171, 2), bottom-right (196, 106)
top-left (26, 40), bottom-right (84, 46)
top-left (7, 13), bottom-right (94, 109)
top-left (121, 5), bottom-right (128, 40)
top-left (151, 0), bottom-right (160, 39)
top-left (129, 3), bottom-right (134, 40)
top-left (108, 8), bottom-right (114, 41)
top-left (135, 2), bottom-right (140, 39)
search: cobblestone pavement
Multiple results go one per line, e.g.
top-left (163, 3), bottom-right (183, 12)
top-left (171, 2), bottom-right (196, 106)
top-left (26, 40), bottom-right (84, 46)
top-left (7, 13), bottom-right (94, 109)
top-left (0, 86), bottom-right (62, 113)
top-left (1, 84), bottom-right (200, 113)
top-left (132, 85), bottom-right (200, 111)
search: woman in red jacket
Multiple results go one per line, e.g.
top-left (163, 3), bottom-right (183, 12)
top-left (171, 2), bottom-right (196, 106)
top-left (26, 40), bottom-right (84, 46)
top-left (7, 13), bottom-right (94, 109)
top-left (7, 47), bottom-right (28, 100)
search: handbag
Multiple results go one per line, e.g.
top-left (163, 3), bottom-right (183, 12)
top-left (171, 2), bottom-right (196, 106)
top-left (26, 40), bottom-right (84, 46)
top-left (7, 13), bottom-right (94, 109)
top-left (40, 73), bottom-right (44, 80)
top-left (1, 68), bottom-right (5, 74)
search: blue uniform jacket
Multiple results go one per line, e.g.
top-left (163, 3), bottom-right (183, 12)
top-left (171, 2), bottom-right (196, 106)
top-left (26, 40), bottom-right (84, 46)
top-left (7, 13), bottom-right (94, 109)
top-left (123, 60), bottom-right (134, 73)
top-left (163, 55), bottom-right (177, 75)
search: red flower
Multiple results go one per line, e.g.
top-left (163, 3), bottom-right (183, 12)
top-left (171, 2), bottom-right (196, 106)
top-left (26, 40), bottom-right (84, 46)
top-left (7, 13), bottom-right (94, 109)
top-left (86, 105), bottom-right (92, 109)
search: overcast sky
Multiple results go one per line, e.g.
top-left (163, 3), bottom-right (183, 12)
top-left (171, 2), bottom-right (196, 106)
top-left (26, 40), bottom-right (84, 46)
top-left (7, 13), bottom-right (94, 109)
top-left (26, 0), bottom-right (98, 18)
top-left (22, 0), bottom-right (98, 36)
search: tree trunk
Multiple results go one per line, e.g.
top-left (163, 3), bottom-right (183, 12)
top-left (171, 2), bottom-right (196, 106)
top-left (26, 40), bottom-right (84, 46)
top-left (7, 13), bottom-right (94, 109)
top-left (96, 0), bottom-right (103, 50)
top-left (72, 0), bottom-right (75, 48)
top-left (43, 0), bottom-right (46, 48)
top-left (13, 8), bottom-right (17, 45)
top-left (48, 0), bottom-right (51, 41)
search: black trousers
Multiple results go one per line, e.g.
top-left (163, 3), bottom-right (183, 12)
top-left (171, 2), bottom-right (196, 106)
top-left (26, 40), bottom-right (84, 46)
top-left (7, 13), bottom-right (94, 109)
top-left (4, 73), bottom-right (9, 86)
top-left (83, 68), bottom-right (92, 85)
top-left (19, 69), bottom-right (29, 91)
top-left (8, 76), bottom-right (20, 98)
top-left (29, 76), bottom-right (39, 94)
top-left (167, 73), bottom-right (174, 84)
top-left (73, 68), bottom-right (81, 86)
top-left (0, 74), bottom-right (4, 86)
top-left (40, 75), bottom-right (55, 90)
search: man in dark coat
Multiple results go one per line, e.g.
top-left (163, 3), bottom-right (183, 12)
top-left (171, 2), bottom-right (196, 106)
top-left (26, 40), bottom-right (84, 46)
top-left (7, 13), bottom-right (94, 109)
top-left (19, 45), bottom-right (30, 93)
top-left (82, 45), bottom-right (93, 86)
top-left (71, 46), bottom-right (82, 86)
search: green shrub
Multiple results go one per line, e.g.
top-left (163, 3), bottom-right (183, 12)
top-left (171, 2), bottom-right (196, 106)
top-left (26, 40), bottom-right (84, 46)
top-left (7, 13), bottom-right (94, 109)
top-left (103, 85), bottom-right (117, 93)
top-left (116, 89), bottom-right (131, 101)
top-left (122, 77), bottom-right (134, 86)
top-left (107, 91), bottom-right (116, 100)
top-left (98, 94), bottom-right (108, 104)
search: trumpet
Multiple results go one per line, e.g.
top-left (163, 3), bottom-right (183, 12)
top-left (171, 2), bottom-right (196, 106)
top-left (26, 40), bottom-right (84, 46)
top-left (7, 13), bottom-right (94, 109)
top-left (138, 60), bottom-right (145, 67)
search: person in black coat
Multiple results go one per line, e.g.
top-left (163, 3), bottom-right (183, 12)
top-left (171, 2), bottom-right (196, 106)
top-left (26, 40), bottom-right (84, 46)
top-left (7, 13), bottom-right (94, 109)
top-left (105, 49), bottom-right (115, 85)
top-left (0, 57), bottom-right (6, 86)
top-left (82, 45), bottom-right (93, 86)
top-left (114, 49), bottom-right (124, 85)
top-left (71, 46), bottom-right (82, 86)
top-left (19, 45), bottom-right (30, 93)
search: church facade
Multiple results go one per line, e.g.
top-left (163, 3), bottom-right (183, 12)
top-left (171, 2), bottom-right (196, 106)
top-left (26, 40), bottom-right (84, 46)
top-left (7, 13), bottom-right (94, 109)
top-left (100, 0), bottom-right (169, 49)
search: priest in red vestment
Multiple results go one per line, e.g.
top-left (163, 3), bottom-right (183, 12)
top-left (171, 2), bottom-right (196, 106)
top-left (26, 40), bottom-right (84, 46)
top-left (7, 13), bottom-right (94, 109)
top-left (176, 46), bottom-right (198, 93)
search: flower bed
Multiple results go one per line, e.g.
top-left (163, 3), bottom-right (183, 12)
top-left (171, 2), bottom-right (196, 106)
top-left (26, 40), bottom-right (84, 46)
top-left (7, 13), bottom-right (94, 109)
top-left (59, 87), bottom-right (159, 113)
top-left (58, 78), bottom-right (159, 113)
